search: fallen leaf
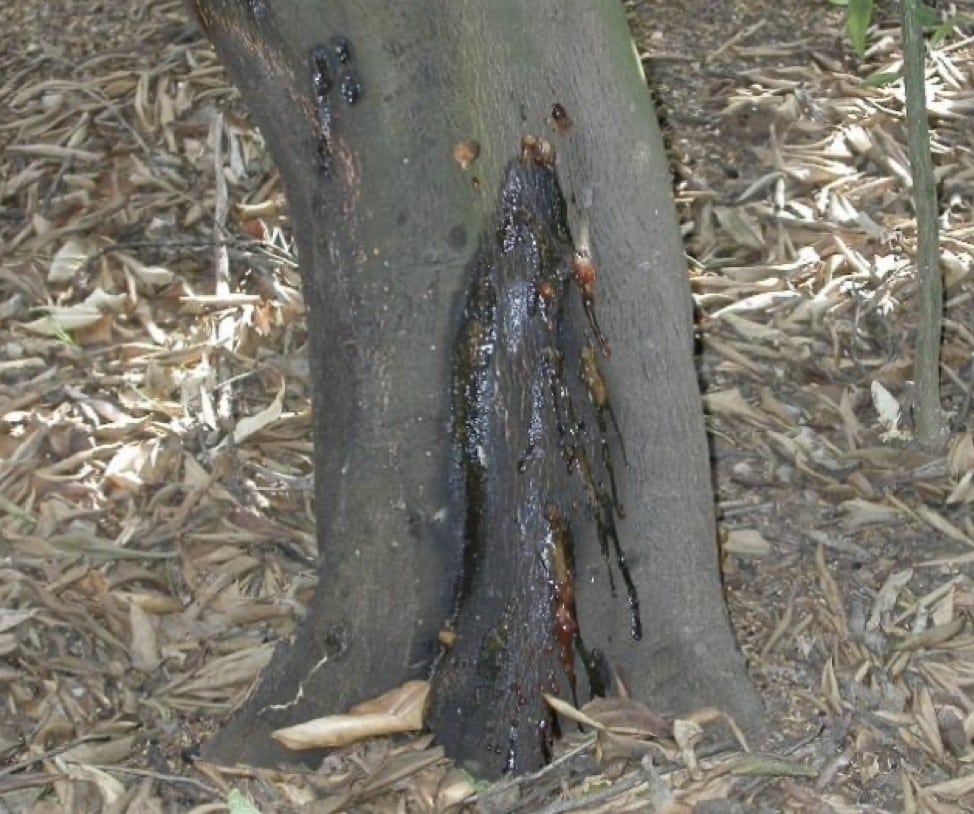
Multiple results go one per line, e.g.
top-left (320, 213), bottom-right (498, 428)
top-left (724, 528), bottom-right (772, 558)
top-left (272, 680), bottom-right (429, 750)
top-left (49, 238), bottom-right (95, 283)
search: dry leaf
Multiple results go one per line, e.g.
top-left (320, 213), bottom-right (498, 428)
top-left (129, 599), bottom-right (161, 672)
top-left (724, 528), bottom-right (772, 558)
top-left (871, 380), bottom-right (908, 441)
top-left (223, 379), bottom-right (286, 448)
top-left (945, 470), bottom-right (974, 505)
top-left (839, 498), bottom-right (901, 529)
top-left (704, 387), bottom-right (774, 427)
top-left (272, 680), bottom-right (429, 750)
top-left (581, 696), bottom-right (671, 738)
top-left (867, 569), bottom-right (913, 631)
top-left (49, 238), bottom-right (94, 283)
top-left (947, 432), bottom-right (974, 478)
top-left (542, 693), bottom-right (604, 730)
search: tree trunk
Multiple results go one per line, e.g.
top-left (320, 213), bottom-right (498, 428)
top-left (190, 0), bottom-right (764, 777)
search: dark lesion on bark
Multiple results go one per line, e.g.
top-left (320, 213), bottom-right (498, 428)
top-left (429, 134), bottom-right (641, 776)
top-left (309, 36), bottom-right (363, 174)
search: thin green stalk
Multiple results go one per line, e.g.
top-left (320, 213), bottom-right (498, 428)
top-left (901, 0), bottom-right (946, 448)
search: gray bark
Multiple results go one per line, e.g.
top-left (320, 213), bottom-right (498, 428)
top-left (190, 0), bottom-right (763, 777)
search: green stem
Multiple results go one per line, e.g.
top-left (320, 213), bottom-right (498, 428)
top-left (901, 0), bottom-right (946, 448)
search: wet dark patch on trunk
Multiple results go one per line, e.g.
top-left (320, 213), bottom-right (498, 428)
top-left (429, 137), bottom-right (640, 777)
top-left (309, 35), bottom-right (363, 174)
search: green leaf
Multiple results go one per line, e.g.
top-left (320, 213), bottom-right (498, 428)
top-left (846, 0), bottom-right (874, 56)
top-left (915, 2), bottom-right (940, 28)
top-left (227, 790), bottom-right (263, 814)
top-left (862, 70), bottom-right (900, 87)
top-left (929, 14), bottom-right (972, 46)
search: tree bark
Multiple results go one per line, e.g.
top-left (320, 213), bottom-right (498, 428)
top-left (190, 0), bottom-right (764, 777)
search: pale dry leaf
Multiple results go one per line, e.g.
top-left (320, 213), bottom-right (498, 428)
top-left (168, 642), bottom-right (275, 696)
top-left (816, 545), bottom-right (847, 634)
top-left (903, 771), bottom-right (919, 814)
top-left (915, 505), bottom-right (974, 548)
top-left (596, 729), bottom-right (657, 763)
top-left (945, 471), bottom-right (974, 505)
top-left (838, 498), bottom-right (901, 529)
top-left (54, 757), bottom-right (125, 806)
top-left (673, 718), bottom-right (703, 777)
top-left (581, 695), bottom-right (671, 738)
top-left (820, 657), bottom-right (842, 716)
top-left (103, 442), bottom-right (151, 492)
top-left (709, 290), bottom-right (801, 318)
top-left (61, 735), bottom-right (138, 766)
top-left (914, 686), bottom-right (944, 761)
top-left (867, 569), bottom-right (913, 631)
top-left (118, 253), bottom-right (176, 287)
top-left (928, 585), bottom-right (956, 627)
top-left (49, 238), bottom-right (95, 283)
top-left (225, 378), bottom-right (286, 447)
top-left (0, 607), bottom-right (39, 633)
top-left (702, 336), bottom-right (770, 375)
top-left (82, 287), bottom-right (128, 312)
top-left (703, 388), bottom-right (773, 428)
top-left (871, 380), bottom-right (908, 440)
top-left (723, 528), bottom-right (771, 558)
top-left (712, 205), bottom-right (765, 249)
top-left (716, 312), bottom-right (786, 346)
top-left (684, 707), bottom-right (749, 750)
top-left (946, 432), bottom-right (974, 479)
top-left (543, 692), bottom-right (604, 730)
top-left (922, 773), bottom-right (974, 800)
top-left (436, 769), bottom-right (476, 813)
top-left (942, 250), bottom-right (973, 289)
top-left (757, 387), bottom-right (799, 426)
top-left (273, 680), bottom-right (429, 750)
top-left (891, 618), bottom-right (964, 652)
top-left (837, 386), bottom-right (863, 450)
top-left (128, 599), bottom-right (161, 673)
top-left (21, 305), bottom-right (104, 335)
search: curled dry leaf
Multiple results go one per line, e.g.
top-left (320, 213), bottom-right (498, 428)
top-left (673, 718), bottom-right (703, 777)
top-left (272, 680), bottom-right (429, 750)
